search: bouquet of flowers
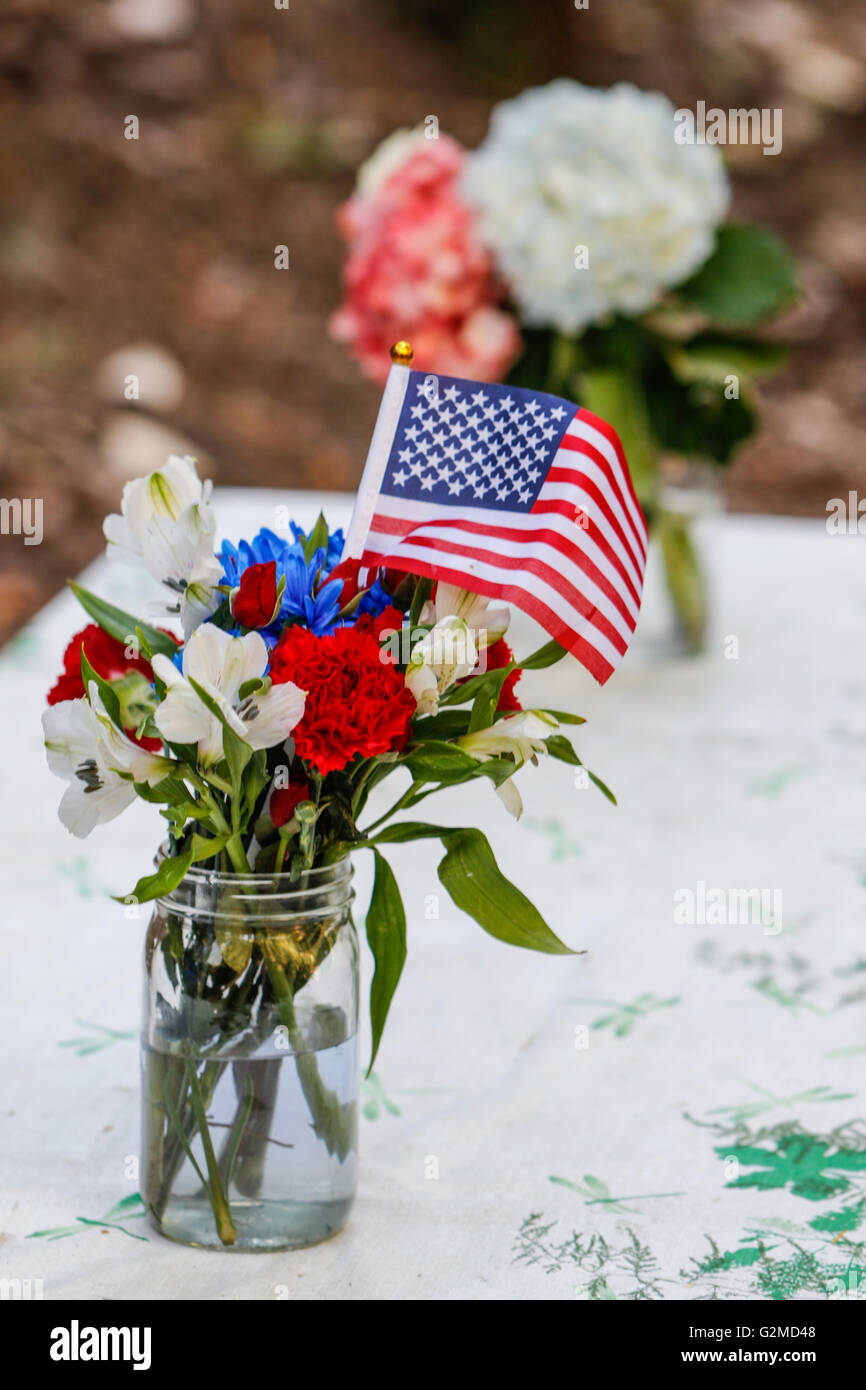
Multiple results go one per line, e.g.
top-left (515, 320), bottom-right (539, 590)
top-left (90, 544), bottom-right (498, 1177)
top-left (42, 451), bottom-right (611, 1247)
top-left (331, 79), bottom-right (799, 650)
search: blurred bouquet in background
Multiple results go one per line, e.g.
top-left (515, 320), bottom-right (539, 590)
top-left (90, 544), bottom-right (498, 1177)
top-left (332, 79), bottom-right (799, 651)
top-left (329, 132), bottom-right (520, 385)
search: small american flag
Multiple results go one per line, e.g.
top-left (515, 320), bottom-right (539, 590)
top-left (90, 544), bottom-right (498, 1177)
top-left (343, 364), bottom-right (647, 683)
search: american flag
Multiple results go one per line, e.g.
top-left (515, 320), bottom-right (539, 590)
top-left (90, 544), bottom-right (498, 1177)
top-left (342, 364), bottom-right (647, 683)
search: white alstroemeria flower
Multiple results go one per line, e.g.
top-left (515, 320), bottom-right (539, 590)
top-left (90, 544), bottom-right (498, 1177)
top-left (43, 685), bottom-right (172, 839)
top-left (405, 614), bottom-right (478, 716)
top-left (421, 583), bottom-right (510, 650)
top-left (458, 709), bottom-right (558, 819)
top-left (152, 625), bottom-right (305, 766)
top-left (103, 455), bottom-right (224, 637)
top-left (178, 554), bottom-right (225, 638)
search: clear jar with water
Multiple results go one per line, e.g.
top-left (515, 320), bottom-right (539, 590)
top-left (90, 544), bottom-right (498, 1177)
top-left (141, 857), bottom-right (358, 1251)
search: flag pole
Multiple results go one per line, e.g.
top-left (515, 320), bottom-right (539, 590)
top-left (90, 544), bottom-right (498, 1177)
top-left (341, 341), bottom-right (414, 561)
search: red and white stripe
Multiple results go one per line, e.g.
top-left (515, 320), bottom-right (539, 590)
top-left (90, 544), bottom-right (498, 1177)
top-left (360, 407), bottom-right (647, 684)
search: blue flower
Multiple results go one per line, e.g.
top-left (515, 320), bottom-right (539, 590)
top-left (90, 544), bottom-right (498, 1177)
top-left (217, 523), bottom-right (391, 639)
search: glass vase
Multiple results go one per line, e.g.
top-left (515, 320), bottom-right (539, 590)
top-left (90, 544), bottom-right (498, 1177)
top-left (141, 856), bottom-right (358, 1251)
top-left (655, 461), bottom-right (724, 655)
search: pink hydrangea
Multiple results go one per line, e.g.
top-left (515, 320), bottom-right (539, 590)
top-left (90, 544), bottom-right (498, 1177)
top-left (330, 135), bottom-right (520, 385)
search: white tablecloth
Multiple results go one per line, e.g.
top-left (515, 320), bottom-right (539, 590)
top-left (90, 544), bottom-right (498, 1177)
top-left (2, 493), bottom-right (865, 1301)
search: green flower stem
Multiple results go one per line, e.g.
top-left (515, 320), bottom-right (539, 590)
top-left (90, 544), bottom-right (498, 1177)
top-left (221, 1060), bottom-right (279, 1197)
top-left (350, 760), bottom-right (378, 819)
top-left (262, 954), bottom-right (355, 1162)
top-left (221, 833), bottom-right (355, 1164)
top-left (272, 830), bottom-right (291, 880)
top-left (149, 782), bottom-right (249, 1242)
top-left (363, 780), bottom-right (426, 835)
top-left (150, 1057), bottom-right (225, 1225)
top-left (143, 1049), bottom-right (170, 1199)
top-left (546, 333), bottom-right (582, 396)
top-left (185, 1061), bottom-right (237, 1246)
top-left (656, 509), bottom-right (708, 652)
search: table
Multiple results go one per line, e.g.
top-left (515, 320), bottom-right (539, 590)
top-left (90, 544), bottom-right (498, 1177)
top-left (2, 492), bottom-right (864, 1301)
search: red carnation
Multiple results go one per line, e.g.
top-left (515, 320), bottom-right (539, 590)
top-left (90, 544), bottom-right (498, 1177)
top-left (270, 777), bottom-right (311, 829)
top-left (269, 621), bottom-right (416, 776)
top-left (231, 561), bottom-right (279, 629)
top-left (482, 638), bottom-right (522, 711)
top-left (354, 604), bottom-right (405, 642)
top-left (46, 623), bottom-right (172, 751)
top-left (47, 625), bottom-right (156, 705)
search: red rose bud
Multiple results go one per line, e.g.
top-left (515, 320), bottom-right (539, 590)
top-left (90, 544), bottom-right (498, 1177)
top-left (481, 638), bottom-right (523, 711)
top-left (327, 558), bottom-right (363, 607)
top-left (231, 561), bottom-right (279, 629)
top-left (270, 778), bottom-right (310, 829)
top-left (381, 567), bottom-right (416, 609)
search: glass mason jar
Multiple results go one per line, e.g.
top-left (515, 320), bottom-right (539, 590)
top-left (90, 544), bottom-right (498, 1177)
top-left (141, 856), bottom-right (358, 1251)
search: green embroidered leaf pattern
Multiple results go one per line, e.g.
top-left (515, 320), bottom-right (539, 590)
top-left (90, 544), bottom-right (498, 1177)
top-left (718, 1135), bottom-right (866, 1201)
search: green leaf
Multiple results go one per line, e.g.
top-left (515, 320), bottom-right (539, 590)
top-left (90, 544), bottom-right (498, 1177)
top-left (132, 776), bottom-right (193, 807)
top-left (402, 741), bottom-right (478, 783)
top-left (678, 223), bottom-right (798, 325)
top-left (408, 576), bottom-right (433, 629)
top-left (541, 709), bottom-right (586, 725)
top-left (471, 756), bottom-right (523, 789)
top-left (242, 748), bottom-right (270, 820)
top-left (645, 350), bottom-right (757, 466)
top-left (68, 583), bottom-right (179, 659)
top-left (544, 734), bottom-right (615, 801)
top-left (115, 848), bottom-right (193, 906)
top-left (189, 833), bottom-right (229, 864)
top-left (369, 821), bottom-right (449, 845)
top-left (158, 803), bottom-right (202, 828)
top-left (441, 663), bottom-right (508, 709)
top-left (364, 851), bottom-right (408, 1075)
top-left (437, 828), bottom-right (576, 955)
top-left (412, 709), bottom-right (473, 740)
top-left (468, 664), bottom-right (513, 732)
top-left (665, 335), bottom-right (786, 384)
top-left (586, 771), bottom-right (617, 806)
top-left (302, 511), bottom-right (330, 564)
top-left (134, 625), bottom-right (156, 662)
top-left (222, 723), bottom-right (253, 803)
top-left (518, 639), bottom-right (568, 671)
top-left (546, 734), bottom-right (580, 766)
top-left (80, 650), bottom-right (123, 730)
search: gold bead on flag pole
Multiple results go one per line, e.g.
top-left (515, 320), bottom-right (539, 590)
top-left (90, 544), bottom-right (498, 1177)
top-left (343, 341), bottom-right (414, 560)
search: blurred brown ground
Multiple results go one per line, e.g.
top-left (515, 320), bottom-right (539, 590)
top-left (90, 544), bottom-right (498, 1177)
top-left (1, 0), bottom-right (865, 644)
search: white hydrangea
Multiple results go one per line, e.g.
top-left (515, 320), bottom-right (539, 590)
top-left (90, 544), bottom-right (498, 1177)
top-left (461, 80), bottom-right (730, 334)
